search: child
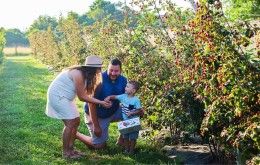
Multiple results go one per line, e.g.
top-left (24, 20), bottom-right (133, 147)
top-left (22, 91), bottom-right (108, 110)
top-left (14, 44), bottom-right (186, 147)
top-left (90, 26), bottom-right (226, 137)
top-left (105, 80), bottom-right (142, 154)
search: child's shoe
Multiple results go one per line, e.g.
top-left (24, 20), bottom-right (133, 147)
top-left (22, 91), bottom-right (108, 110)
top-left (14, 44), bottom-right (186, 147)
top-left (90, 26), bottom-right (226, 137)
top-left (124, 149), bottom-right (129, 154)
top-left (128, 149), bottom-right (136, 155)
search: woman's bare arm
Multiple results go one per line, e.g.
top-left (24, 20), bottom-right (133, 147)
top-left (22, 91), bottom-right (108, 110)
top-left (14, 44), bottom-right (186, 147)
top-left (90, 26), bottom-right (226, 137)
top-left (70, 69), bottom-right (111, 107)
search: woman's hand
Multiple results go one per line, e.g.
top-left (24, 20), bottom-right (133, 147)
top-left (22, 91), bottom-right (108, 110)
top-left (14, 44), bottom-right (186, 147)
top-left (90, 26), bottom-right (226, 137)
top-left (104, 96), bottom-right (111, 102)
top-left (100, 100), bottom-right (112, 108)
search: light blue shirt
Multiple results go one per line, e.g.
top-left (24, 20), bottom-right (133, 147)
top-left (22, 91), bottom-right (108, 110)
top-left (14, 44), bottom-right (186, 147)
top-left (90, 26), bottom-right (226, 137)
top-left (116, 94), bottom-right (141, 112)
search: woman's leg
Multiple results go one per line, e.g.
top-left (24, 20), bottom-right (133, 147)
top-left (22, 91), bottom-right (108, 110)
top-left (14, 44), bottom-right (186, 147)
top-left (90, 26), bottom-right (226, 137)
top-left (69, 117), bottom-right (80, 150)
top-left (62, 117), bottom-right (80, 157)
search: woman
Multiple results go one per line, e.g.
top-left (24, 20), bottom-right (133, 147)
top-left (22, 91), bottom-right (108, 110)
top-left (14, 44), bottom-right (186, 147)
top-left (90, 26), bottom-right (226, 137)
top-left (45, 55), bottom-right (111, 159)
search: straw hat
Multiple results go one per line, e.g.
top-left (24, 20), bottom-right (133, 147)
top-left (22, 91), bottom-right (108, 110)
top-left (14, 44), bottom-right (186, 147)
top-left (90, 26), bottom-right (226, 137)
top-left (85, 55), bottom-right (102, 67)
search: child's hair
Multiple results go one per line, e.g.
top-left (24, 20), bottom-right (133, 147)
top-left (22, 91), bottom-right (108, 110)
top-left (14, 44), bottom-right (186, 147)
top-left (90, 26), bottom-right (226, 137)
top-left (128, 80), bottom-right (140, 91)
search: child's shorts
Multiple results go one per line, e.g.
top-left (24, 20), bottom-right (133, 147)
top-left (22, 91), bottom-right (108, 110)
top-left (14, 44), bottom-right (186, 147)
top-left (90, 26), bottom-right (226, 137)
top-left (122, 131), bottom-right (139, 140)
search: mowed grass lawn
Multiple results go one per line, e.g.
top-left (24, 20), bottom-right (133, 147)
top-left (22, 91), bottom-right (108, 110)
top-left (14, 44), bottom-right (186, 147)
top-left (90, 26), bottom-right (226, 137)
top-left (0, 55), bottom-right (177, 164)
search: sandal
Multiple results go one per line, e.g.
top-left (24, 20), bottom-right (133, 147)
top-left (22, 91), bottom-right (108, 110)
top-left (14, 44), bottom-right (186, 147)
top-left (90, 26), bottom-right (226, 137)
top-left (63, 152), bottom-right (82, 159)
top-left (72, 150), bottom-right (86, 156)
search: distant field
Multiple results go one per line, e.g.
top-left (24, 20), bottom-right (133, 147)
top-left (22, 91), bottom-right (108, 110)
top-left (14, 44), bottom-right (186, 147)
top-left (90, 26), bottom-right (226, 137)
top-left (3, 47), bottom-right (32, 55)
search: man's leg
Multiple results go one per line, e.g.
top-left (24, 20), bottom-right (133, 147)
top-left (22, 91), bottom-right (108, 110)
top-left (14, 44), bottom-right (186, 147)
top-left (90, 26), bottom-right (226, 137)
top-left (76, 113), bottom-right (108, 149)
top-left (76, 132), bottom-right (106, 149)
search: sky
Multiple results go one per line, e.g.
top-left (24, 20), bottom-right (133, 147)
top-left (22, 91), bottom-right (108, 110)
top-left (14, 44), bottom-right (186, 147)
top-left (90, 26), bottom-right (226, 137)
top-left (0, 0), bottom-right (192, 32)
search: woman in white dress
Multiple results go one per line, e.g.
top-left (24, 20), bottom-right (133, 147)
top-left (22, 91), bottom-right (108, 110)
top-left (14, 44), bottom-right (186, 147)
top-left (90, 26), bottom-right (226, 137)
top-left (46, 55), bottom-right (111, 159)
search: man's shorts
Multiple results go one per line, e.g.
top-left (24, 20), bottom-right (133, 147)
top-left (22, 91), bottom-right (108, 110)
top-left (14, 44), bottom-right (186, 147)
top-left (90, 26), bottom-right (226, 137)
top-left (84, 108), bottom-right (122, 145)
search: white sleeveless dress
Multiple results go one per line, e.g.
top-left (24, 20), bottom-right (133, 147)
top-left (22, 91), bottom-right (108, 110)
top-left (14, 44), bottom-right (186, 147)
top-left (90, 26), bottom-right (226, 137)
top-left (46, 70), bottom-right (80, 119)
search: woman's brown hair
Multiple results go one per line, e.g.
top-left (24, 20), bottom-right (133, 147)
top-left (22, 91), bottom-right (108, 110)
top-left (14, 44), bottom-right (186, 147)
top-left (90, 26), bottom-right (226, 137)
top-left (69, 66), bottom-right (101, 94)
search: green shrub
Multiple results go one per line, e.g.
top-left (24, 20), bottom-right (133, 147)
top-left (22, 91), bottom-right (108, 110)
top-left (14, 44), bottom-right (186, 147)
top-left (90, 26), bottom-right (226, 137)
top-left (0, 28), bottom-right (6, 64)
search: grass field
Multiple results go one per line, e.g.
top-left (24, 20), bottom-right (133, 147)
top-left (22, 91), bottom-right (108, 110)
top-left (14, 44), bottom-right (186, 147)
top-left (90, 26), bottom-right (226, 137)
top-left (0, 55), bottom-right (178, 164)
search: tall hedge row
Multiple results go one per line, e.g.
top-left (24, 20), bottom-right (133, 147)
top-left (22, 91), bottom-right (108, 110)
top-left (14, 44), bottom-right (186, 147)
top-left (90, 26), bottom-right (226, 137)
top-left (0, 28), bottom-right (6, 63)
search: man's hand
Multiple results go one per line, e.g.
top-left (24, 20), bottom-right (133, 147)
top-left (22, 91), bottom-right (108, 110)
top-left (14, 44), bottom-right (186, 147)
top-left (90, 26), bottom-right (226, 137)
top-left (93, 125), bottom-right (102, 137)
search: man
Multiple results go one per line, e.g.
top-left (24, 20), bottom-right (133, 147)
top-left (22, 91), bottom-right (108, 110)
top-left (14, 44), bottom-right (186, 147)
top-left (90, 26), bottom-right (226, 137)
top-left (76, 58), bottom-right (127, 149)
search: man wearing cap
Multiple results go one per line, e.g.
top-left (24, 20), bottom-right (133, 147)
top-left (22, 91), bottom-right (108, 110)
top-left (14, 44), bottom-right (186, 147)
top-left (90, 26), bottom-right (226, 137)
top-left (76, 58), bottom-right (127, 149)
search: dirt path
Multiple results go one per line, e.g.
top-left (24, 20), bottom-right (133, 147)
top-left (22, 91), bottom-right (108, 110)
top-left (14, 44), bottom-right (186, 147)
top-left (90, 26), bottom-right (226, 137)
top-left (162, 144), bottom-right (214, 164)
